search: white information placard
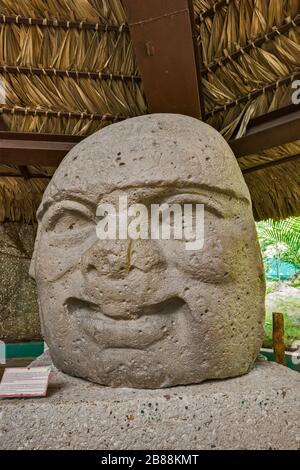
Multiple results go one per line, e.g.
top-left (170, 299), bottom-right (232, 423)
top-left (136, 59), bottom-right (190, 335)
top-left (0, 366), bottom-right (51, 398)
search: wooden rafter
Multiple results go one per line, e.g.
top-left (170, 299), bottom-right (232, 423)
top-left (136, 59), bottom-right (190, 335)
top-left (195, 0), bottom-right (235, 24)
top-left (1, 105), bottom-right (300, 168)
top-left (205, 71), bottom-right (300, 119)
top-left (242, 153), bottom-right (300, 175)
top-left (0, 65), bottom-right (141, 82)
top-left (0, 14), bottom-right (128, 32)
top-left (0, 106), bottom-right (128, 122)
top-left (0, 1), bottom-right (300, 179)
top-left (231, 109), bottom-right (300, 158)
top-left (122, 0), bottom-right (203, 119)
top-left (201, 15), bottom-right (300, 74)
top-left (0, 132), bottom-right (81, 167)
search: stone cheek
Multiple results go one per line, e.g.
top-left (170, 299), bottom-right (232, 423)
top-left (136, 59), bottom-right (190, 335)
top-left (31, 114), bottom-right (265, 388)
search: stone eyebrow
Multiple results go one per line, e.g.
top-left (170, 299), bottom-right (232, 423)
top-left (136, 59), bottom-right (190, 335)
top-left (101, 183), bottom-right (249, 203)
top-left (177, 184), bottom-right (249, 203)
top-left (130, 183), bottom-right (249, 204)
top-left (161, 192), bottom-right (225, 218)
top-left (37, 184), bottom-right (249, 221)
top-left (138, 184), bottom-right (250, 219)
top-left (37, 193), bottom-right (97, 221)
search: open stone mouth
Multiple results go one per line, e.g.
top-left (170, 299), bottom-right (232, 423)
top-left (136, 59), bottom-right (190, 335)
top-left (65, 296), bottom-right (186, 323)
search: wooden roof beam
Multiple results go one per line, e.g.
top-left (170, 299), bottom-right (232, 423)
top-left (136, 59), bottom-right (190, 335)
top-left (242, 152), bottom-right (300, 175)
top-left (122, 0), bottom-right (204, 119)
top-left (1, 107), bottom-right (300, 166)
top-left (230, 108), bottom-right (300, 158)
top-left (0, 132), bottom-right (81, 166)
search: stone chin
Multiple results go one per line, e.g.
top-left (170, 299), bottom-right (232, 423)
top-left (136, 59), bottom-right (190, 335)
top-left (37, 280), bottom-right (264, 388)
top-left (31, 114), bottom-right (265, 389)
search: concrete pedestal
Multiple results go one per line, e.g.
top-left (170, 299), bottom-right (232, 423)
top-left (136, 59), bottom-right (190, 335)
top-left (0, 355), bottom-right (299, 450)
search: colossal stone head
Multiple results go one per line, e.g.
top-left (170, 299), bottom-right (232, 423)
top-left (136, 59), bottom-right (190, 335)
top-left (30, 114), bottom-right (265, 388)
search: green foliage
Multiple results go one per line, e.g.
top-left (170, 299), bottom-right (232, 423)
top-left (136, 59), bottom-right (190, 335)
top-left (263, 281), bottom-right (300, 349)
top-left (281, 248), bottom-right (300, 268)
top-left (257, 217), bottom-right (300, 279)
top-left (259, 219), bottom-right (300, 349)
top-left (257, 217), bottom-right (300, 254)
top-left (289, 281), bottom-right (300, 288)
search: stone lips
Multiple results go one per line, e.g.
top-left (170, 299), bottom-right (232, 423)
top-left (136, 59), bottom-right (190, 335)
top-left (30, 114), bottom-right (265, 388)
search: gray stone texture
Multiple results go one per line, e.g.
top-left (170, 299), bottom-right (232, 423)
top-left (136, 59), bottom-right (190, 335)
top-left (30, 114), bottom-right (265, 388)
top-left (0, 355), bottom-right (299, 450)
top-left (0, 223), bottom-right (41, 343)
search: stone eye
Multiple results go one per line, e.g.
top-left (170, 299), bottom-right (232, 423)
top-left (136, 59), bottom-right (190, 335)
top-left (47, 209), bottom-right (93, 236)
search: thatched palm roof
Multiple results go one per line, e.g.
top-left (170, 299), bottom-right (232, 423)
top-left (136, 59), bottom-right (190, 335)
top-left (0, 0), bottom-right (299, 222)
top-left (194, 0), bottom-right (300, 220)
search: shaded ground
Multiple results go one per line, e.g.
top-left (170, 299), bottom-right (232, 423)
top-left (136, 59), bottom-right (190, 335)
top-left (264, 281), bottom-right (300, 349)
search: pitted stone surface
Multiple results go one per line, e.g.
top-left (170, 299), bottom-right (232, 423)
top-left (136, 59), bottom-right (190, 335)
top-left (30, 114), bottom-right (265, 388)
top-left (0, 357), bottom-right (299, 450)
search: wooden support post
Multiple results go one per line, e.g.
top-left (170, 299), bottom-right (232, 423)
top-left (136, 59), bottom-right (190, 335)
top-left (273, 312), bottom-right (286, 366)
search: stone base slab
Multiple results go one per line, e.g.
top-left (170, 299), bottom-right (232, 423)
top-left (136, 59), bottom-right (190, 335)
top-left (0, 356), bottom-right (299, 450)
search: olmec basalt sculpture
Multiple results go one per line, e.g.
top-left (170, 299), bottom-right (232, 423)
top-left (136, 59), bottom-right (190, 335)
top-left (30, 114), bottom-right (265, 388)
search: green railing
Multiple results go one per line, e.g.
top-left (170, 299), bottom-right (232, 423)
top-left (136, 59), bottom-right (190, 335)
top-left (5, 342), bottom-right (44, 359)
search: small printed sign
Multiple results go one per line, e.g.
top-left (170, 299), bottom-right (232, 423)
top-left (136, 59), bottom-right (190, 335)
top-left (0, 366), bottom-right (51, 398)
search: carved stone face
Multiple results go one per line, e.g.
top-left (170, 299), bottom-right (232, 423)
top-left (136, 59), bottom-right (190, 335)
top-left (31, 114), bottom-right (265, 388)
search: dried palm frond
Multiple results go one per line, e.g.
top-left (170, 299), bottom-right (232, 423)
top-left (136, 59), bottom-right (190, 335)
top-left (199, 0), bottom-right (300, 139)
top-left (0, 0), bottom-right (300, 222)
top-left (0, 5), bottom-right (146, 138)
top-left (0, 0), bottom-right (127, 24)
top-left (0, 0), bottom-right (147, 222)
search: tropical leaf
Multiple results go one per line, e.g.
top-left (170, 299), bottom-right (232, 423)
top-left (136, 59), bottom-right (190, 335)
top-left (257, 217), bottom-right (300, 266)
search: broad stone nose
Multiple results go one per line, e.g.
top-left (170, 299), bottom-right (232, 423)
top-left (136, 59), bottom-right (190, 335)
top-left (81, 239), bottom-right (166, 280)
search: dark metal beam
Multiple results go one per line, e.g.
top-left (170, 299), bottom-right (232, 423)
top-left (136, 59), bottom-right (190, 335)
top-left (2, 151), bottom-right (299, 178)
top-left (187, 0), bottom-right (206, 118)
top-left (1, 106), bottom-right (300, 167)
top-left (0, 132), bottom-right (81, 166)
top-left (0, 172), bottom-right (51, 179)
top-left (122, 0), bottom-right (203, 119)
top-left (0, 132), bottom-right (83, 142)
top-left (246, 104), bottom-right (300, 129)
top-left (242, 152), bottom-right (300, 175)
top-left (229, 110), bottom-right (300, 158)
top-left (0, 124), bottom-right (33, 178)
top-left (18, 165), bottom-right (31, 179)
top-left (0, 114), bottom-right (8, 131)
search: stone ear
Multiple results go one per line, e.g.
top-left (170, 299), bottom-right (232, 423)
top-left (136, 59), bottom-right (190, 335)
top-left (29, 249), bottom-right (36, 280)
top-left (29, 230), bottom-right (40, 280)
